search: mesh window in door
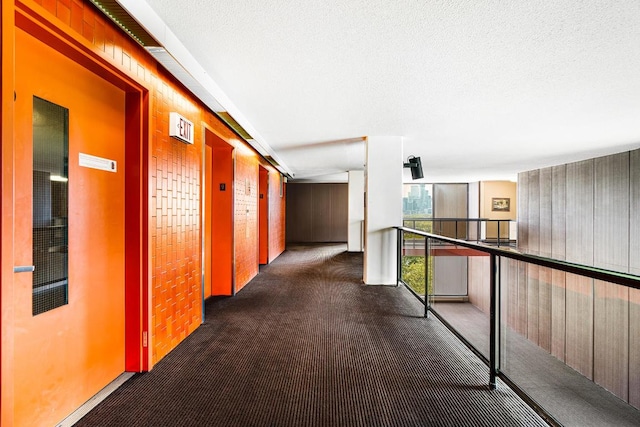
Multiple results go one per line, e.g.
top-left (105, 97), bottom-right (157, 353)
top-left (32, 96), bottom-right (69, 315)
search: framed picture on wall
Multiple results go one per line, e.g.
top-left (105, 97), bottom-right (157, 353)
top-left (491, 197), bottom-right (510, 212)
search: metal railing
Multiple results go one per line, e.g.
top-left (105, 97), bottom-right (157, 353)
top-left (394, 225), bottom-right (640, 426)
top-left (402, 218), bottom-right (516, 247)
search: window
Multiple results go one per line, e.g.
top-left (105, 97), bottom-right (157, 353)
top-left (32, 97), bottom-right (69, 315)
top-left (402, 184), bottom-right (433, 218)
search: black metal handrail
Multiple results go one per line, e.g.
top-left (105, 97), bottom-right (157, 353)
top-left (402, 218), bottom-right (516, 247)
top-left (396, 226), bottom-right (640, 290)
top-left (394, 225), bottom-right (640, 427)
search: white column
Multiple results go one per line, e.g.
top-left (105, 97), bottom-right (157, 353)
top-left (348, 170), bottom-right (365, 252)
top-left (364, 136), bottom-right (403, 284)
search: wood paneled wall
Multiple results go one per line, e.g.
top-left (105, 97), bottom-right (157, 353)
top-left (468, 257), bottom-right (490, 311)
top-left (432, 184), bottom-right (468, 294)
top-left (469, 182), bottom-right (516, 310)
top-left (433, 183), bottom-right (468, 217)
top-left (593, 153), bottom-right (630, 400)
top-left (565, 160), bottom-right (595, 378)
top-left (512, 149), bottom-right (639, 408)
top-left (630, 150), bottom-right (640, 408)
top-left (286, 183), bottom-right (348, 242)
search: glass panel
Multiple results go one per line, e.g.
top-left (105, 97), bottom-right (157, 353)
top-left (32, 96), bottom-right (69, 315)
top-left (433, 250), bottom-right (468, 297)
top-left (498, 260), bottom-right (639, 425)
top-left (400, 232), bottom-right (429, 297)
top-left (399, 227), bottom-right (640, 424)
top-left (429, 240), bottom-right (486, 357)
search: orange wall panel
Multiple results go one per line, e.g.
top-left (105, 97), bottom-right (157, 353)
top-left (234, 151), bottom-right (260, 291)
top-left (210, 143), bottom-right (234, 296)
top-left (1, 3), bottom-right (17, 426)
top-left (4, 6), bottom-right (289, 419)
top-left (147, 68), bottom-right (203, 364)
top-left (259, 166), bottom-right (269, 264)
top-left (268, 170), bottom-right (286, 262)
top-left (204, 145), bottom-right (213, 299)
top-left (12, 27), bottom-right (126, 426)
top-left (17, 0), bottom-right (204, 367)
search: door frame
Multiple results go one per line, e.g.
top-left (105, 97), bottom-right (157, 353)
top-left (3, 1), bottom-right (150, 389)
top-left (202, 124), bottom-right (235, 299)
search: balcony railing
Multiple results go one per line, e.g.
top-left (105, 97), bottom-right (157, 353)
top-left (402, 217), bottom-right (516, 247)
top-left (395, 225), bottom-right (640, 426)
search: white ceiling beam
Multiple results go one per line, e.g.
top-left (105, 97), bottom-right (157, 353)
top-left (114, 0), bottom-right (293, 176)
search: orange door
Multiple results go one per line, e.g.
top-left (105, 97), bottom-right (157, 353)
top-left (204, 144), bottom-right (213, 299)
top-left (205, 130), bottom-right (234, 296)
top-left (13, 29), bottom-right (126, 426)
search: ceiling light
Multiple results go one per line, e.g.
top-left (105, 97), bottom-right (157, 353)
top-left (403, 156), bottom-right (424, 180)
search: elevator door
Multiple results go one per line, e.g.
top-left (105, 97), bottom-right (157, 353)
top-left (13, 29), bottom-right (126, 426)
top-left (205, 130), bottom-right (234, 296)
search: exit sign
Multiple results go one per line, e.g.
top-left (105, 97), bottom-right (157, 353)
top-left (169, 112), bottom-right (194, 144)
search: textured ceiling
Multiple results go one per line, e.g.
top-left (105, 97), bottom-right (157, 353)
top-left (139, 0), bottom-right (640, 182)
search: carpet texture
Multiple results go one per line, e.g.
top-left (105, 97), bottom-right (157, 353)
top-left (76, 244), bottom-right (546, 426)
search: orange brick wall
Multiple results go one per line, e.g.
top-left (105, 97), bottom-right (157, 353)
top-left (30, 0), bottom-right (202, 367)
top-left (149, 88), bottom-right (202, 363)
top-left (23, 0), bottom-right (286, 365)
top-left (234, 150), bottom-right (260, 291)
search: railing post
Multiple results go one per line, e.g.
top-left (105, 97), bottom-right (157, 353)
top-left (424, 236), bottom-right (430, 318)
top-left (489, 253), bottom-right (499, 389)
top-left (497, 221), bottom-right (501, 247)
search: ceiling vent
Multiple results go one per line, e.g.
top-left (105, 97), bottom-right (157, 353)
top-left (264, 156), bottom-right (281, 168)
top-left (88, 0), bottom-right (159, 47)
top-left (216, 112), bottom-right (253, 140)
top-left (89, 0), bottom-right (292, 177)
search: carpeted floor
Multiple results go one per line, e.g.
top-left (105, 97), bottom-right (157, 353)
top-left (76, 243), bottom-right (546, 426)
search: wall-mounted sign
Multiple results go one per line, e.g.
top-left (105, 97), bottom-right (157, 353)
top-left (169, 112), bottom-right (194, 144)
top-left (79, 153), bottom-right (117, 172)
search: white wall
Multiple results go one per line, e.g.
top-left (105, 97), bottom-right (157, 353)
top-left (347, 170), bottom-right (365, 252)
top-left (364, 136), bottom-right (403, 285)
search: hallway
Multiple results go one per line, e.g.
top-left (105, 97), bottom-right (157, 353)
top-left (76, 244), bottom-right (545, 426)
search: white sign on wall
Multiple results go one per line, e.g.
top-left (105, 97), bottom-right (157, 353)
top-left (169, 112), bottom-right (194, 144)
top-left (79, 153), bottom-right (117, 172)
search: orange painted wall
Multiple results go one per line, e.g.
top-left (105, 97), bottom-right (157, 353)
top-left (259, 166), bottom-right (269, 264)
top-left (11, 0), bottom-right (205, 367)
top-left (234, 149), bottom-right (260, 291)
top-left (13, 28), bottom-right (126, 427)
top-left (204, 145), bottom-right (213, 299)
top-left (2, 3), bottom-right (288, 424)
top-left (149, 101), bottom-right (202, 363)
top-left (269, 176), bottom-right (286, 263)
top-left (200, 124), bottom-right (285, 294)
top-left (1, 3), bottom-right (16, 424)
top-left (209, 142), bottom-right (234, 296)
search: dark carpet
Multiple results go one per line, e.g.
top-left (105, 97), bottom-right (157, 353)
top-left (76, 243), bottom-right (546, 426)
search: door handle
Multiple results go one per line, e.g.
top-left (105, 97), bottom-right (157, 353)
top-left (14, 265), bottom-right (35, 273)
